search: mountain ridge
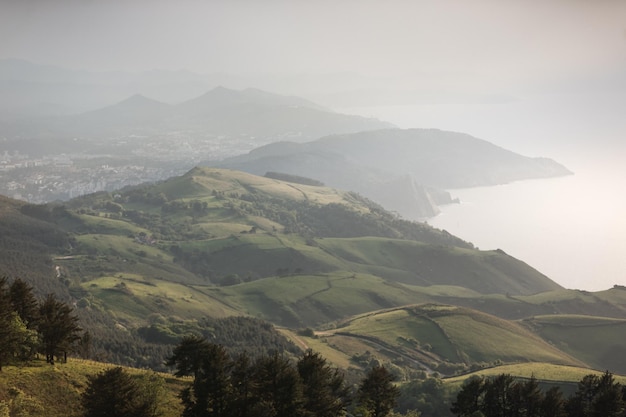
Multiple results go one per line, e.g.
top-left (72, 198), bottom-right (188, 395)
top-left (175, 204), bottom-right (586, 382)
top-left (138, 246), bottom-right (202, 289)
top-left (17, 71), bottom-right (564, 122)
top-left (0, 86), bottom-right (393, 150)
top-left (213, 128), bottom-right (571, 219)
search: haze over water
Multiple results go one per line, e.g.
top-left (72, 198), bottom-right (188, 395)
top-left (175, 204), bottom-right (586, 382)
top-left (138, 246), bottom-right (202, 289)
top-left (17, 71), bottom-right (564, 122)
top-left (341, 94), bottom-right (626, 291)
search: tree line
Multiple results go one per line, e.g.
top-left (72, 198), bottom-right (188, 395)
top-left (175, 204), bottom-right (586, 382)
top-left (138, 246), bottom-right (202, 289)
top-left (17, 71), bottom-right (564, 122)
top-left (451, 371), bottom-right (626, 417)
top-left (0, 276), bottom-right (84, 370)
top-left (83, 337), bottom-right (626, 417)
top-left (82, 336), bottom-right (403, 417)
top-left (164, 335), bottom-right (383, 417)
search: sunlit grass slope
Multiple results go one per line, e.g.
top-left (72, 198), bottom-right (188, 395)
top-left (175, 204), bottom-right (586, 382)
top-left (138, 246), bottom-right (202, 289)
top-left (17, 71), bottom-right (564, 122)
top-left (317, 239), bottom-right (559, 294)
top-left (81, 275), bottom-right (240, 325)
top-left (0, 359), bottom-right (184, 417)
top-left (446, 362), bottom-right (626, 383)
top-left (444, 362), bottom-right (626, 395)
top-left (525, 314), bottom-right (626, 374)
top-left (326, 305), bottom-right (584, 369)
top-left (201, 272), bottom-right (430, 327)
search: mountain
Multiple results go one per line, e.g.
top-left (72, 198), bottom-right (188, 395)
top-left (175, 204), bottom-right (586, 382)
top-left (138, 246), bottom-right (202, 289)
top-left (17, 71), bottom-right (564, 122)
top-left (213, 128), bottom-right (571, 219)
top-left (68, 94), bottom-right (172, 130)
top-left (165, 86), bottom-right (393, 139)
top-left (177, 86), bottom-right (328, 114)
top-left (0, 86), bottom-right (393, 155)
top-left (312, 128), bottom-right (572, 188)
top-left (0, 59), bottom-right (209, 116)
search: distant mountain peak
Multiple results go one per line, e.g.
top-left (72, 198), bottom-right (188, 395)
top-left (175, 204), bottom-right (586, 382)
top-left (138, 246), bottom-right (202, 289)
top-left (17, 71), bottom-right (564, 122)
top-left (73, 93), bottom-right (171, 125)
top-left (126, 93), bottom-right (150, 100)
top-left (179, 86), bottom-right (328, 112)
top-left (86, 93), bottom-right (170, 115)
top-left (204, 85), bottom-right (238, 96)
top-left (116, 93), bottom-right (167, 106)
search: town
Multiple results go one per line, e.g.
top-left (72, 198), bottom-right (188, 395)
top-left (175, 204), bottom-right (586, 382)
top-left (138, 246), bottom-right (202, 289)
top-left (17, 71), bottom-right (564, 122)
top-left (0, 132), bottom-right (262, 202)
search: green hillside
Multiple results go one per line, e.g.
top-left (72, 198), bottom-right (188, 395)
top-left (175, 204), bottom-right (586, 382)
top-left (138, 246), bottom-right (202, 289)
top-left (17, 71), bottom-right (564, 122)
top-left (297, 305), bottom-right (585, 376)
top-left (59, 167), bottom-right (557, 292)
top-left (51, 168), bottom-right (563, 335)
top-left (2, 167), bottom-right (626, 378)
top-left (0, 359), bottom-right (184, 417)
top-left (443, 362), bottom-right (626, 397)
top-left (524, 314), bottom-right (626, 374)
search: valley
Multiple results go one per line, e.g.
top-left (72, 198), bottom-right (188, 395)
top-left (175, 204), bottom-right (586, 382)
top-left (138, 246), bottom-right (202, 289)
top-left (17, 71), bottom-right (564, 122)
top-left (0, 73), bottom-right (620, 417)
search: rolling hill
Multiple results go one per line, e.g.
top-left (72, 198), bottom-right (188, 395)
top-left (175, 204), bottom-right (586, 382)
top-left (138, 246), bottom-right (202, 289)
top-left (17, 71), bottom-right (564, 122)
top-left (319, 304), bottom-right (586, 372)
top-left (2, 167), bottom-right (625, 378)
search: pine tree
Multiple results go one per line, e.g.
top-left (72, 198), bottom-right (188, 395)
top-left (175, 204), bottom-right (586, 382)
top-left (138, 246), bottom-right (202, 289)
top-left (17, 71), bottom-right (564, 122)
top-left (166, 335), bottom-right (212, 378)
top-left (591, 371), bottom-right (624, 417)
top-left (563, 372), bottom-right (624, 417)
top-left (0, 277), bottom-right (15, 371)
top-left (0, 312), bottom-right (38, 370)
top-left (451, 376), bottom-right (485, 417)
top-left (566, 374), bottom-right (599, 417)
top-left (482, 374), bottom-right (516, 417)
top-left (230, 352), bottom-right (256, 417)
top-left (541, 386), bottom-right (566, 417)
top-left (511, 376), bottom-right (543, 417)
top-left (38, 293), bottom-right (81, 364)
top-left (167, 337), bottom-right (233, 417)
top-left (253, 353), bottom-right (305, 417)
top-left (9, 278), bottom-right (39, 329)
top-left (357, 365), bottom-right (400, 417)
top-left (297, 350), bottom-right (349, 417)
top-left (81, 367), bottom-right (154, 417)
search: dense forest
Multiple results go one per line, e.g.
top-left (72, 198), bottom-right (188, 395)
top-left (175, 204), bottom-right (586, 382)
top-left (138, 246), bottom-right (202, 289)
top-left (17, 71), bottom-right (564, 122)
top-left (77, 336), bottom-right (626, 417)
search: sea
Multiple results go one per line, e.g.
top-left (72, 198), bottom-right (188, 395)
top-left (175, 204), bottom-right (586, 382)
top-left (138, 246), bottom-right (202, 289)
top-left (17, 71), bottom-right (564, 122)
top-left (338, 93), bottom-right (626, 291)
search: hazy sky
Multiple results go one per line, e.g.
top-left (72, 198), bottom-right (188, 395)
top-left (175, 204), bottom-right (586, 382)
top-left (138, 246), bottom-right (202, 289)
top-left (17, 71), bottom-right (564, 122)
top-left (1, 0), bottom-right (625, 94)
top-left (1, 0), bottom-right (626, 291)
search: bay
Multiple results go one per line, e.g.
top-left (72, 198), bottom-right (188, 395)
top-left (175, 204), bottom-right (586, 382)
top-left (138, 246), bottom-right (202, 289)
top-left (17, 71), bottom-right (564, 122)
top-left (337, 95), bottom-right (626, 291)
top-left (427, 169), bottom-right (626, 291)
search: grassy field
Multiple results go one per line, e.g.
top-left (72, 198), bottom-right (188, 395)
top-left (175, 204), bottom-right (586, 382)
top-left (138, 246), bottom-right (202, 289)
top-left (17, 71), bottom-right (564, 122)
top-left (0, 359), bottom-right (185, 417)
top-left (444, 362), bottom-right (626, 394)
top-left (525, 314), bottom-right (626, 374)
top-left (204, 273), bottom-right (431, 327)
top-left (75, 213), bottom-right (148, 235)
top-left (81, 275), bottom-right (239, 326)
top-left (322, 305), bottom-right (585, 373)
top-left (316, 238), bottom-right (560, 294)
